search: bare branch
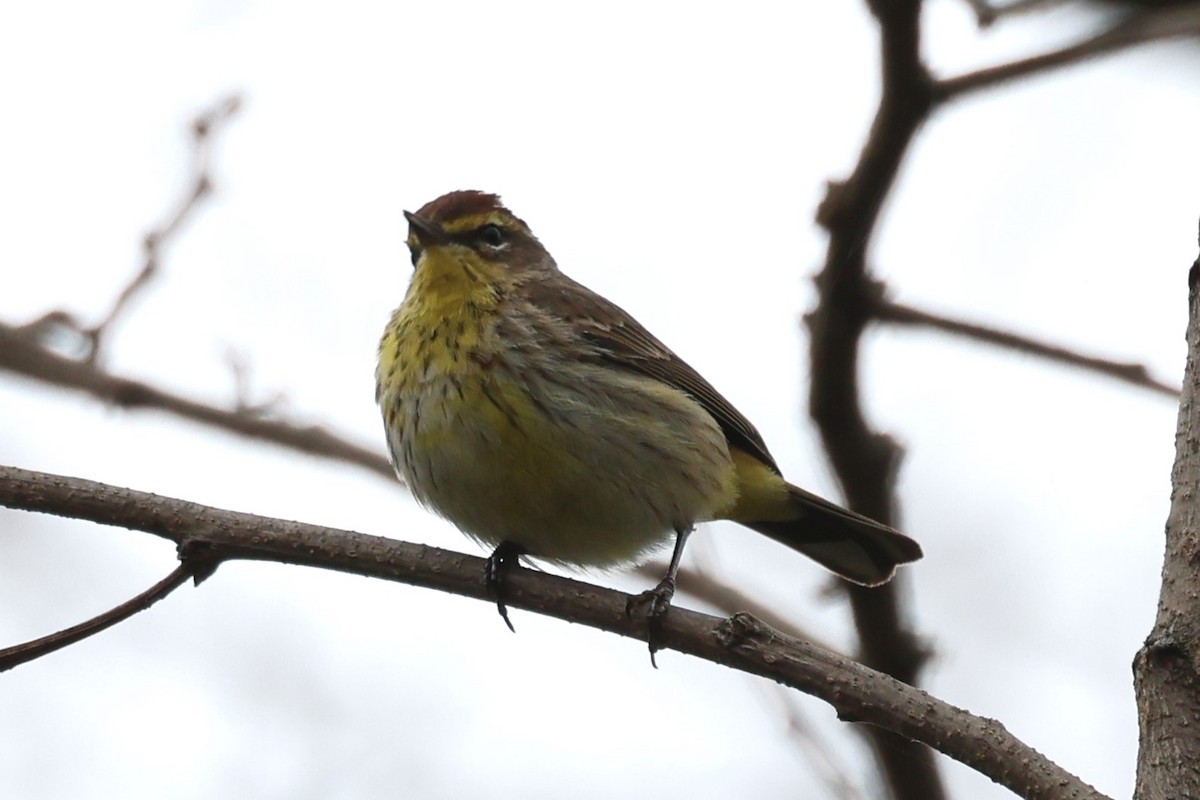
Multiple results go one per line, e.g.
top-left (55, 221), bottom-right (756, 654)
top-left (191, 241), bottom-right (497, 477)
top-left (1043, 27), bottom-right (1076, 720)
top-left (766, 685), bottom-right (868, 800)
top-left (0, 96), bottom-right (393, 484)
top-left (0, 464), bottom-right (1111, 800)
top-left (223, 346), bottom-right (288, 415)
top-left (0, 557), bottom-right (207, 672)
top-left (814, 1), bottom-right (1196, 792)
top-left (938, 8), bottom-right (1200, 100)
top-left (83, 95), bottom-right (242, 362)
top-left (962, 0), bottom-right (1003, 26)
top-left (874, 297), bottom-right (1180, 398)
top-left (810, 2), bottom-right (943, 797)
top-left (0, 322), bottom-right (394, 480)
top-left (964, 0), bottom-right (1073, 27)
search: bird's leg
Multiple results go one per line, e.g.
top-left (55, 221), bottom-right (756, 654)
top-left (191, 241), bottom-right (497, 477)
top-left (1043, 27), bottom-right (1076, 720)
top-left (485, 540), bottom-right (525, 633)
top-left (626, 526), bottom-right (692, 667)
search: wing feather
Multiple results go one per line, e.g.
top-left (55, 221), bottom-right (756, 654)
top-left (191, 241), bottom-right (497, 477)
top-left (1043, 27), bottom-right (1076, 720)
top-left (525, 276), bottom-right (780, 474)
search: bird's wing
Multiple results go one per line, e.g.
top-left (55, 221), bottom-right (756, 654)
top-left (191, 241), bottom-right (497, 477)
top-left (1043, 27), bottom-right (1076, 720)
top-left (525, 275), bottom-right (781, 474)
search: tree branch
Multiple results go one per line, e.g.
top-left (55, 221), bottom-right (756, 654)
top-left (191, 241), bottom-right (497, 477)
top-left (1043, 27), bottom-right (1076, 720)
top-left (0, 95), bottom-right (393, 483)
top-left (0, 322), bottom-right (392, 480)
top-left (811, 2), bottom-right (943, 797)
top-left (808, 3), bottom-right (1195, 794)
top-left (636, 560), bottom-right (834, 652)
top-left (770, 686), bottom-right (868, 800)
top-left (0, 557), bottom-right (209, 672)
top-left (0, 463), bottom-right (1110, 800)
top-left (938, 8), bottom-right (1200, 101)
top-left (20, 95), bottom-right (243, 364)
top-left (874, 296), bottom-right (1180, 398)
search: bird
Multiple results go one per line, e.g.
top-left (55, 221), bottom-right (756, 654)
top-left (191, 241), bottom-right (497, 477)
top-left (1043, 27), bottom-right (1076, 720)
top-left (376, 190), bottom-right (921, 655)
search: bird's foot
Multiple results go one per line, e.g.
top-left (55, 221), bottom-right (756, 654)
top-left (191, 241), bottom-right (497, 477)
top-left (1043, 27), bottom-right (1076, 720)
top-left (626, 575), bottom-right (677, 668)
top-left (485, 541), bottom-right (524, 633)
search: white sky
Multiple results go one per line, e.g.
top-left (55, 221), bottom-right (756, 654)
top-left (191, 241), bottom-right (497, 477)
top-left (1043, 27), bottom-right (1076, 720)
top-left (1, 2), bottom-right (1196, 799)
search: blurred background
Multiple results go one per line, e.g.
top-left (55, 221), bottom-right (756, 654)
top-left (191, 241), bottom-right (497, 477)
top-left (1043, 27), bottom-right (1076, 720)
top-left (1, 1), bottom-right (1195, 798)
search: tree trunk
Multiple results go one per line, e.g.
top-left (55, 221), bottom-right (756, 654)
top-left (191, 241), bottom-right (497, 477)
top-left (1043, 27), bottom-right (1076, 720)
top-left (1134, 254), bottom-right (1200, 799)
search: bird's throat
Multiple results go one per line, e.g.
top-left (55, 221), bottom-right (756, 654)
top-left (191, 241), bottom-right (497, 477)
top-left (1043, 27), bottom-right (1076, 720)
top-left (407, 249), bottom-right (501, 315)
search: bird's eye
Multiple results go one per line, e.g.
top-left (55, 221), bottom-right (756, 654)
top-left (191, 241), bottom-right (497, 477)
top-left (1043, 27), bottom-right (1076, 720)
top-left (478, 224), bottom-right (506, 248)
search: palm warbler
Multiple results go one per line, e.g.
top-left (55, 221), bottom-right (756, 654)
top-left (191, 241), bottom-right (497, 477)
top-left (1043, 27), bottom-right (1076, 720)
top-left (376, 191), bottom-right (921, 635)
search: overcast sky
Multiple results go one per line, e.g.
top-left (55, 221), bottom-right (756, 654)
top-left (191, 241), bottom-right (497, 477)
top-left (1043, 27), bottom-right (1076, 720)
top-left (2, 3), bottom-right (1197, 799)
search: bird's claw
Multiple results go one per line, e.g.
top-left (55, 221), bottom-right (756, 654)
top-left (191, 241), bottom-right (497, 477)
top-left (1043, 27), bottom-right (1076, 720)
top-left (485, 541), bottom-right (524, 633)
top-left (626, 576), bottom-right (677, 668)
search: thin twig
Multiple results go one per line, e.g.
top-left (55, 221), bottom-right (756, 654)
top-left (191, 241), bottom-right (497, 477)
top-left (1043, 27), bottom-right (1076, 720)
top-left (0, 322), bottom-right (394, 480)
top-left (0, 464), bottom-right (1112, 800)
top-left (938, 7), bottom-right (1200, 100)
top-left (0, 98), bottom-right (389, 481)
top-left (0, 560), bottom-right (199, 672)
top-left (765, 685), bottom-right (867, 800)
top-left (17, 96), bottom-right (243, 362)
top-left (224, 346), bottom-right (287, 415)
top-left (80, 95), bottom-right (242, 362)
top-left (963, 0), bottom-right (1002, 26)
top-left (965, 0), bottom-right (1072, 27)
top-left (875, 297), bottom-right (1180, 397)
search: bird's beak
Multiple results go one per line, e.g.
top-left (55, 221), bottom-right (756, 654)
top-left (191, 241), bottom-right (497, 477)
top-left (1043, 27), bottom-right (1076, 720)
top-left (403, 210), bottom-right (449, 246)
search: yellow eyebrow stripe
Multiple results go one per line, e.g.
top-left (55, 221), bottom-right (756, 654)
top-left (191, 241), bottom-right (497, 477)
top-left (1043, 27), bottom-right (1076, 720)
top-left (441, 211), bottom-right (522, 234)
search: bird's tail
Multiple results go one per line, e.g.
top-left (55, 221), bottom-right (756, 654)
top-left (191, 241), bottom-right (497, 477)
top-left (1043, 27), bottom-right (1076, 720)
top-left (742, 482), bottom-right (922, 587)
